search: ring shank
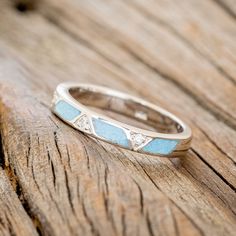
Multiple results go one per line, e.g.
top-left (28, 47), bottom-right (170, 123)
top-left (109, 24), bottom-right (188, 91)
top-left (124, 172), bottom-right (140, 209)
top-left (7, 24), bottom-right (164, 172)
top-left (70, 87), bottom-right (182, 134)
top-left (52, 83), bottom-right (192, 157)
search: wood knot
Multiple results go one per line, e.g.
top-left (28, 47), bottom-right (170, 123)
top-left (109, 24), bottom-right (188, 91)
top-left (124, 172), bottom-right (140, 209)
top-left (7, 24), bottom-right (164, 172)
top-left (13, 0), bottom-right (37, 13)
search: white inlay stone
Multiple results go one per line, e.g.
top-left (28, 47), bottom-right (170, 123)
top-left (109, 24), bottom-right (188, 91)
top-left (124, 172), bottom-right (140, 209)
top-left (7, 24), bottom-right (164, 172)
top-left (130, 132), bottom-right (152, 150)
top-left (75, 115), bottom-right (92, 133)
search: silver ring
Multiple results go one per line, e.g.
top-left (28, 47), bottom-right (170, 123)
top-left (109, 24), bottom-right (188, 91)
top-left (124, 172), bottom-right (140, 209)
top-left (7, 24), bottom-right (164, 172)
top-left (51, 83), bottom-right (192, 157)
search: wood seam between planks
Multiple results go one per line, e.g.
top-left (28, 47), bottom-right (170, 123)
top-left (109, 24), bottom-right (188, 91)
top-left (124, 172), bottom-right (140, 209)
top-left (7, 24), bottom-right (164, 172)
top-left (194, 122), bottom-right (236, 165)
top-left (3, 5), bottom-right (236, 190)
top-left (1, 6), bottom-right (236, 192)
top-left (191, 148), bottom-right (236, 192)
top-left (213, 0), bottom-right (236, 20)
top-left (37, 9), bottom-right (236, 132)
top-left (91, 143), bottom-right (204, 235)
top-left (125, 0), bottom-right (236, 85)
top-left (1, 2), bottom-right (235, 234)
top-left (106, 147), bottom-right (205, 235)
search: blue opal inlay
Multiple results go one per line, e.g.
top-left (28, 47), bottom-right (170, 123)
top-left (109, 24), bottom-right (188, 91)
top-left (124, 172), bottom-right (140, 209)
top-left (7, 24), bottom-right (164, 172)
top-left (55, 100), bottom-right (81, 121)
top-left (92, 118), bottom-right (129, 148)
top-left (142, 138), bottom-right (178, 155)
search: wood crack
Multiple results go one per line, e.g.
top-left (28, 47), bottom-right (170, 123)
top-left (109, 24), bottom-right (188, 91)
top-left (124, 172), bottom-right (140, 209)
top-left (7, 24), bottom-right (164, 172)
top-left (81, 141), bottom-right (91, 174)
top-left (146, 211), bottom-right (154, 236)
top-left (50, 158), bottom-right (56, 188)
top-left (64, 169), bottom-right (76, 215)
top-left (0, 119), bottom-right (44, 235)
top-left (121, 210), bottom-right (127, 236)
top-left (191, 148), bottom-right (236, 192)
top-left (194, 123), bottom-right (236, 164)
top-left (5, 213), bottom-right (16, 236)
top-left (170, 206), bottom-right (180, 236)
top-left (120, 44), bottom-right (236, 131)
top-left (26, 134), bottom-right (31, 167)
top-left (0, 160), bottom-right (43, 235)
top-left (132, 179), bottom-right (144, 214)
top-left (53, 131), bottom-right (63, 160)
top-left (31, 164), bottom-right (43, 196)
top-left (0, 131), bottom-right (5, 169)
top-left (126, 0), bottom-right (236, 85)
top-left (40, 11), bottom-right (236, 132)
top-left (104, 165), bottom-right (109, 195)
top-left (134, 157), bottom-right (205, 236)
top-left (184, 166), bottom-right (236, 215)
top-left (81, 197), bottom-right (100, 236)
top-left (65, 145), bottom-right (72, 171)
top-left (213, 0), bottom-right (236, 20)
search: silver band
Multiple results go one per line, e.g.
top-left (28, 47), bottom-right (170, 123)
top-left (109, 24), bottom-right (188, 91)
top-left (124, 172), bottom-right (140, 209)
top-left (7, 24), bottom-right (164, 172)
top-left (51, 83), bottom-right (192, 157)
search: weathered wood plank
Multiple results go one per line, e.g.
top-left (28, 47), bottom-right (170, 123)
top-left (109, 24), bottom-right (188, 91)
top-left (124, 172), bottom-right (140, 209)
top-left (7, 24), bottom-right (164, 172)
top-left (0, 167), bottom-right (38, 236)
top-left (1, 0), bottom-right (235, 187)
top-left (38, 0), bottom-right (236, 130)
top-left (128, 0), bottom-right (236, 82)
top-left (0, 0), bottom-right (235, 235)
top-left (34, 0), bottom-right (236, 172)
top-left (0, 60), bottom-right (205, 235)
top-left (214, 0), bottom-right (236, 19)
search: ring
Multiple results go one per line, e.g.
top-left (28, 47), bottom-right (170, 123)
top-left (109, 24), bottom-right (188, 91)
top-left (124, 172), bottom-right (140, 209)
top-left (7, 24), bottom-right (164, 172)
top-left (51, 83), bottom-right (192, 157)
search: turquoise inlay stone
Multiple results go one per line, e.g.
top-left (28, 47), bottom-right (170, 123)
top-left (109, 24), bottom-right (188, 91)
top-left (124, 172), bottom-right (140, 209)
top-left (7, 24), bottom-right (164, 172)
top-left (55, 100), bottom-right (81, 121)
top-left (92, 118), bottom-right (129, 148)
top-left (142, 138), bottom-right (178, 155)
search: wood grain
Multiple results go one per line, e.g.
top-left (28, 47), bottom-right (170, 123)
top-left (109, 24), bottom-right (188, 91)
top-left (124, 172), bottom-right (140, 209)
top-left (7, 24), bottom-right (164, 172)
top-left (39, 0), bottom-right (236, 130)
top-left (0, 168), bottom-right (38, 235)
top-left (0, 0), bottom-right (236, 235)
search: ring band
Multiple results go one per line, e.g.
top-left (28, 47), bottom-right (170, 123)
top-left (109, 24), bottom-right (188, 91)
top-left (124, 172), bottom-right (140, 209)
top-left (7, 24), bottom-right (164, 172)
top-left (51, 83), bottom-right (192, 157)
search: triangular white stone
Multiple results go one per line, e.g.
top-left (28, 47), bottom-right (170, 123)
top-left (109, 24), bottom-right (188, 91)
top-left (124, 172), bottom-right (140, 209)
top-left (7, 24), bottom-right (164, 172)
top-left (130, 132), bottom-right (152, 150)
top-left (75, 115), bottom-right (92, 133)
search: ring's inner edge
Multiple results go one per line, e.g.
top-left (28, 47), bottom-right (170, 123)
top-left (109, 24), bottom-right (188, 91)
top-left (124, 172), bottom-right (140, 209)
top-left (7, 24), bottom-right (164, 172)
top-left (69, 87), bottom-right (183, 134)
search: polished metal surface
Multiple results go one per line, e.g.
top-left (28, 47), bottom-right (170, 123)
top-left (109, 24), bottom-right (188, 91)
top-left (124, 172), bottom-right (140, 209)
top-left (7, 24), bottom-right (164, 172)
top-left (52, 83), bottom-right (192, 157)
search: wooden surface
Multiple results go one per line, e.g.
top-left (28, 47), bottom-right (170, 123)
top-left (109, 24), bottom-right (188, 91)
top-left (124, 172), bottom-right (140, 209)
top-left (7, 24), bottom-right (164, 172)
top-left (0, 0), bottom-right (236, 235)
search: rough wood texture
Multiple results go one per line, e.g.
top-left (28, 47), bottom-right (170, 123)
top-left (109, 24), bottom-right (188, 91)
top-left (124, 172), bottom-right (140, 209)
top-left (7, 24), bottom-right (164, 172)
top-left (0, 168), bottom-right (38, 236)
top-left (0, 0), bottom-right (236, 235)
